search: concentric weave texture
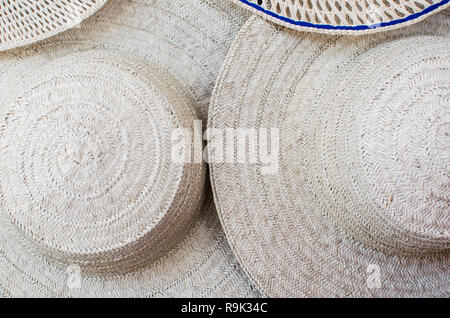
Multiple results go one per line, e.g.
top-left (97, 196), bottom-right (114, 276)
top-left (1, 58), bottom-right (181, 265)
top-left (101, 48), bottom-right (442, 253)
top-left (0, 0), bottom-right (108, 51)
top-left (233, 0), bottom-right (449, 34)
top-left (209, 13), bottom-right (450, 297)
top-left (1, 50), bottom-right (206, 274)
top-left (0, 0), bottom-right (249, 119)
top-left (0, 189), bottom-right (259, 297)
top-left (0, 0), bottom-right (260, 298)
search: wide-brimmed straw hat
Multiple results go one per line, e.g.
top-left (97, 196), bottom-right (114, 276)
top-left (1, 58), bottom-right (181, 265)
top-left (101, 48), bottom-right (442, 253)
top-left (0, 0), bottom-right (249, 120)
top-left (0, 0), bottom-right (260, 298)
top-left (0, 0), bottom-right (108, 51)
top-left (232, 0), bottom-right (449, 34)
top-left (209, 13), bottom-right (450, 297)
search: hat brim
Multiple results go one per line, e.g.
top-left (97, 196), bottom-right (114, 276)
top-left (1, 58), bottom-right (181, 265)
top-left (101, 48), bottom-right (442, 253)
top-left (209, 15), bottom-right (450, 297)
top-left (0, 0), bottom-right (109, 52)
top-left (0, 0), bottom-right (259, 298)
top-left (0, 189), bottom-right (259, 297)
top-left (232, 0), bottom-right (450, 35)
top-left (0, 0), bottom-right (248, 120)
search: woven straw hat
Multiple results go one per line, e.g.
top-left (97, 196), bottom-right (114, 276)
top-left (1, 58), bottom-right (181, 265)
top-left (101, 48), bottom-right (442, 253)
top-left (0, 0), bottom-right (108, 51)
top-left (0, 1), bottom-right (260, 298)
top-left (209, 13), bottom-right (450, 297)
top-left (0, 0), bottom-right (248, 120)
top-left (232, 0), bottom-right (449, 34)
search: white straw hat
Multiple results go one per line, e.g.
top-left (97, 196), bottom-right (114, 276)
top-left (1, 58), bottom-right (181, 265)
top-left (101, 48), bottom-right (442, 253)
top-left (209, 13), bottom-right (450, 297)
top-left (0, 0), bottom-right (249, 120)
top-left (0, 0), bottom-right (108, 51)
top-left (0, 1), bottom-right (260, 298)
top-left (232, 0), bottom-right (449, 34)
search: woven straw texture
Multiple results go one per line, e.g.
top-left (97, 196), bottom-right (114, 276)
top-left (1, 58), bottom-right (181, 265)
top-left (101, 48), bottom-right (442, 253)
top-left (0, 188), bottom-right (259, 297)
top-left (0, 0), bottom-right (108, 51)
top-left (233, 0), bottom-right (449, 34)
top-left (0, 0), bottom-right (249, 120)
top-left (1, 49), bottom-right (207, 274)
top-left (209, 13), bottom-right (450, 297)
top-left (0, 0), bottom-right (260, 298)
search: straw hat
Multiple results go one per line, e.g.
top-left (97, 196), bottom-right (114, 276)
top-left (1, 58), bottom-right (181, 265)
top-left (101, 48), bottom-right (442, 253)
top-left (0, 0), bottom-right (108, 51)
top-left (232, 0), bottom-right (449, 34)
top-left (209, 13), bottom-right (450, 297)
top-left (0, 0), bottom-right (249, 120)
top-left (0, 1), bottom-right (259, 298)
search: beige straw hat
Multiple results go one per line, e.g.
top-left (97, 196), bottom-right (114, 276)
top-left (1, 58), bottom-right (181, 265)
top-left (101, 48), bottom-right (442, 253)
top-left (0, 0), bottom-right (108, 51)
top-left (232, 0), bottom-right (449, 34)
top-left (0, 0), bottom-right (249, 120)
top-left (209, 13), bottom-right (450, 297)
top-left (0, 0), bottom-right (260, 297)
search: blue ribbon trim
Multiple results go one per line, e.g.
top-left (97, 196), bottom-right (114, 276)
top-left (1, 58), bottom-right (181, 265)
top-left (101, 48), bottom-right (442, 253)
top-left (239, 0), bottom-right (449, 31)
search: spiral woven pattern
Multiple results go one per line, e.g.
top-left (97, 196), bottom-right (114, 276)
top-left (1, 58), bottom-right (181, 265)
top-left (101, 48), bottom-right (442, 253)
top-left (209, 13), bottom-right (450, 297)
top-left (0, 0), bottom-right (108, 51)
top-left (1, 50), bottom-right (205, 274)
top-left (0, 191), bottom-right (261, 297)
top-left (233, 0), bottom-right (449, 34)
top-left (0, 0), bottom-right (248, 119)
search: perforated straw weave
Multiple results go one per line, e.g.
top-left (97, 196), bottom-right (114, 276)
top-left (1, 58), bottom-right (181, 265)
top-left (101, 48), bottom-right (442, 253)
top-left (233, 0), bottom-right (450, 34)
top-left (0, 0), bottom-right (259, 298)
top-left (209, 13), bottom-right (450, 297)
top-left (0, 0), bottom-right (108, 51)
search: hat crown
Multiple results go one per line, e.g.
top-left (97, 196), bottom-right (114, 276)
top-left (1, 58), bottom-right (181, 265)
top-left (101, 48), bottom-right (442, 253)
top-left (301, 35), bottom-right (450, 255)
top-left (0, 50), bottom-right (205, 274)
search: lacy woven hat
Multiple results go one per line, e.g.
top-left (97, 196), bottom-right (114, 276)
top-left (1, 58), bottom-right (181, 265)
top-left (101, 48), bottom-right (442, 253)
top-left (232, 0), bottom-right (449, 34)
top-left (209, 13), bottom-right (450, 297)
top-left (0, 1), bottom-right (259, 298)
top-left (0, 0), bottom-right (108, 51)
